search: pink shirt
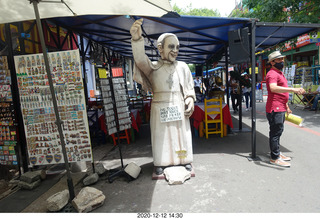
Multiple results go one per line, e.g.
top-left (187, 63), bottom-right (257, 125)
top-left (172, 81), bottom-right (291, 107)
top-left (266, 68), bottom-right (289, 113)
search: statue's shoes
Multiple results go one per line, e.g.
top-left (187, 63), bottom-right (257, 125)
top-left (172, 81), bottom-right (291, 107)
top-left (155, 167), bottom-right (164, 175)
top-left (185, 164), bottom-right (192, 171)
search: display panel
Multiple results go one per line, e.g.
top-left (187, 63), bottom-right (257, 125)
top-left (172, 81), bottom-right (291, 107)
top-left (14, 50), bottom-right (93, 166)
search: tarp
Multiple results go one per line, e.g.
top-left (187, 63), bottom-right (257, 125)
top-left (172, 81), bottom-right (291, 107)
top-left (50, 15), bottom-right (252, 64)
top-left (47, 15), bottom-right (320, 64)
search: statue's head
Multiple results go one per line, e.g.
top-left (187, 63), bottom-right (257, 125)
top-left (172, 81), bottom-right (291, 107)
top-left (157, 33), bottom-right (179, 62)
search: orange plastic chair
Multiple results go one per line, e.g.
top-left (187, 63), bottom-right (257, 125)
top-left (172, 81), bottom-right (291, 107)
top-left (111, 129), bottom-right (130, 145)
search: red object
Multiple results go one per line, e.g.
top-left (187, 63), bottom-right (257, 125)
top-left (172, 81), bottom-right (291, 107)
top-left (97, 112), bottom-right (139, 134)
top-left (111, 129), bottom-right (130, 146)
top-left (190, 103), bottom-right (233, 130)
top-left (111, 67), bottom-right (124, 77)
top-left (130, 111), bottom-right (141, 132)
top-left (97, 113), bottom-right (107, 134)
top-left (265, 69), bottom-right (289, 113)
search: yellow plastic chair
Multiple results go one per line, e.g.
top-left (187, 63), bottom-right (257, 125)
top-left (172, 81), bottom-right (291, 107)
top-left (203, 97), bottom-right (223, 138)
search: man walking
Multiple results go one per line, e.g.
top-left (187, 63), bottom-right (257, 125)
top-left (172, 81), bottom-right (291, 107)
top-left (266, 51), bottom-right (305, 167)
top-left (194, 77), bottom-right (202, 94)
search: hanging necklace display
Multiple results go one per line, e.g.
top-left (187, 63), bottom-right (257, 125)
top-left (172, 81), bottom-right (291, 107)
top-left (13, 50), bottom-right (93, 167)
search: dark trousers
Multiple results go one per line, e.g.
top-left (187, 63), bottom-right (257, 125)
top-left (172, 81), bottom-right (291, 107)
top-left (244, 91), bottom-right (252, 109)
top-left (230, 93), bottom-right (240, 111)
top-left (194, 87), bottom-right (201, 94)
top-left (266, 111), bottom-right (286, 160)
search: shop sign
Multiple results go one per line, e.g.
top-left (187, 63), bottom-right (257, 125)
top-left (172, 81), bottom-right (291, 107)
top-left (228, 67), bottom-right (234, 72)
top-left (284, 34), bottom-right (310, 51)
top-left (310, 31), bottom-right (320, 43)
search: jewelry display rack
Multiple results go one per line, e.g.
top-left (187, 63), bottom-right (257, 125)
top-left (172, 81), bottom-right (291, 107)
top-left (0, 56), bottom-right (19, 167)
top-left (97, 66), bottom-right (133, 183)
top-left (13, 50), bottom-right (93, 167)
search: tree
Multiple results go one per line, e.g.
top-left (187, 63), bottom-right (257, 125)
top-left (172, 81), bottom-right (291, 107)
top-left (171, 3), bottom-right (221, 70)
top-left (172, 3), bottom-right (221, 17)
top-left (188, 64), bottom-right (195, 73)
top-left (229, 8), bottom-right (250, 18)
top-left (240, 0), bottom-right (320, 23)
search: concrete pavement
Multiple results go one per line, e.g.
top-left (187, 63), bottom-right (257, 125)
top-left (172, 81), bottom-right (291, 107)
top-left (1, 98), bottom-right (320, 213)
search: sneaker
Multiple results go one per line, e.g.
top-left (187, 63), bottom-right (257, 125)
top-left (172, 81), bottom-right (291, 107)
top-left (245, 108), bottom-right (249, 111)
top-left (280, 152), bottom-right (291, 161)
top-left (270, 158), bottom-right (291, 167)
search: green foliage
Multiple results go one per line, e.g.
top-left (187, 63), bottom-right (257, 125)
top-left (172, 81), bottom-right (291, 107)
top-left (241, 0), bottom-right (320, 23)
top-left (188, 64), bottom-right (195, 73)
top-left (229, 8), bottom-right (250, 18)
top-left (172, 3), bottom-right (221, 17)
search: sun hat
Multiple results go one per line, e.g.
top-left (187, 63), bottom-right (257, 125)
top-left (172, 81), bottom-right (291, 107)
top-left (268, 51), bottom-right (285, 62)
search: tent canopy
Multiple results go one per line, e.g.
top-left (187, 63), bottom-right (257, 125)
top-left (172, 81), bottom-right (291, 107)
top-left (47, 15), bottom-right (320, 64)
top-left (50, 15), bottom-right (251, 64)
top-left (0, 0), bottom-right (174, 23)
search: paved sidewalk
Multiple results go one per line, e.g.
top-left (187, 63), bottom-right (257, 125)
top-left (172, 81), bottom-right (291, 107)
top-left (1, 99), bottom-right (320, 213)
top-left (88, 100), bottom-right (320, 213)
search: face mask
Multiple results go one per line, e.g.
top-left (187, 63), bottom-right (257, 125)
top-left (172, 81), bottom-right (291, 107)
top-left (274, 62), bottom-right (284, 70)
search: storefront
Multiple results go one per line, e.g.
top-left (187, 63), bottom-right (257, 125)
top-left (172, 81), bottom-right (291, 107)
top-left (259, 31), bottom-right (319, 80)
top-left (283, 33), bottom-right (319, 67)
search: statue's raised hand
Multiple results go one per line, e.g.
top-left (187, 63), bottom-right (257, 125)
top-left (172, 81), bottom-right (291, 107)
top-left (130, 18), bottom-right (143, 41)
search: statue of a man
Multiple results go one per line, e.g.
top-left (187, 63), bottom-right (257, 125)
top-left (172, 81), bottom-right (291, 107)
top-left (130, 19), bottom-right (196, 175)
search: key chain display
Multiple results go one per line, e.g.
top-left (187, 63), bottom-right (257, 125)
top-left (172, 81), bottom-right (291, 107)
top-left (14, 50), bottom-right (92, 166)
top-left (111, 77), bottom-right (131, 132)
top-left (0, 56), bottom-right (18, 165)
top-left (99, 75), bottom-right (131, 136)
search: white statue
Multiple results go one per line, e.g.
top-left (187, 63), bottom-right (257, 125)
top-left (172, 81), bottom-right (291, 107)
top-left (130, 19), bottom-right (196, 175)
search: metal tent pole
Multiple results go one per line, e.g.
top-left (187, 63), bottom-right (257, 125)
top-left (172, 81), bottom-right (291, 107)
top-left (250, 20), bottom-right (257, 159)
top-left (225, 46), bottom-right (230, 108)
top-left (225, 45), bottom-right (231, 134)
top-left (31, 0), bottom-right (75, 200)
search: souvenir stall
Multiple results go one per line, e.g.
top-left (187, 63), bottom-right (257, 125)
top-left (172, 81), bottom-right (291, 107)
top-left (13, 50), bottom-right (93, 166)
top-left (0, 56), bottom-right (19, 166)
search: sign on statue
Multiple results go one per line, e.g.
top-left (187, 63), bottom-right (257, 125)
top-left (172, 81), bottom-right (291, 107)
top-left (160, 105), bottom-right (182, 123)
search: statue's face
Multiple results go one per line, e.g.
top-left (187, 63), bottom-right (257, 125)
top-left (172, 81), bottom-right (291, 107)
top-left (159, 36), bottom-right (179, 62)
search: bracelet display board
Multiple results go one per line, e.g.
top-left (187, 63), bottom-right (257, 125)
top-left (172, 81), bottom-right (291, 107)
top-left (13, 50), bottom-right (93, 166)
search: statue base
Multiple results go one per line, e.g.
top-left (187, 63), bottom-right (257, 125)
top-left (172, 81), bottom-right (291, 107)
top-left (152, 163), bottom-right (195, 180)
